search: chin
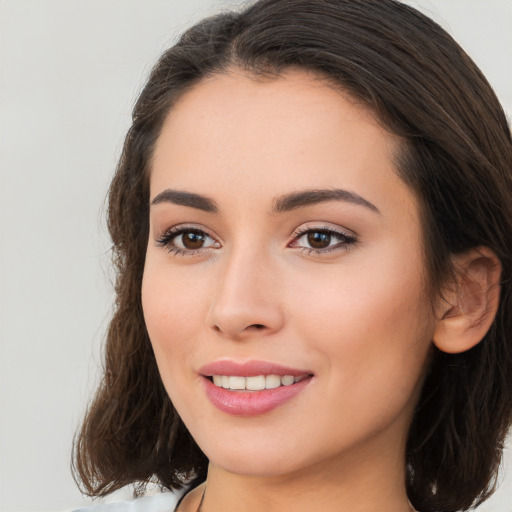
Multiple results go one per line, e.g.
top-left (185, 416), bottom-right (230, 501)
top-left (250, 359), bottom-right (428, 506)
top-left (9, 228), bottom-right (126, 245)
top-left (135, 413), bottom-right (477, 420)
top-left (207, 449), bottom-right (307, 478)
top-left (191, 423), bottom-right (331, 479)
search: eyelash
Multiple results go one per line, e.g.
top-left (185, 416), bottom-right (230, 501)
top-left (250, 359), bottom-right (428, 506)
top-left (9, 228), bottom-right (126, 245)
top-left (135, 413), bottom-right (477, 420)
top-left (155, 225), bottom-right (218, 256)
top-left (290, 225), bottom-right (357, 255)
top-left (155, 225), bottom-right (357, 256)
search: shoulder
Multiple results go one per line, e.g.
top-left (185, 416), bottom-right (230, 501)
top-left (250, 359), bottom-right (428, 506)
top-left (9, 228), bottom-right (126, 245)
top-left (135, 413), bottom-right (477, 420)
top-left (71, 492), bottom-right (177, 512)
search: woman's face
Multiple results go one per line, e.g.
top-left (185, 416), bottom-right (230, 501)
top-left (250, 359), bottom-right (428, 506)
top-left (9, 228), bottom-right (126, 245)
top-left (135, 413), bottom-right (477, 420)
top-left (142, 69), bottom-right (437, 479)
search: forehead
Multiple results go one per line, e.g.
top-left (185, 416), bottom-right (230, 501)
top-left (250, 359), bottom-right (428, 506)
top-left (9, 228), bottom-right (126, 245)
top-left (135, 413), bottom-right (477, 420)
top-left (150, 68), bottom-right (414, 220)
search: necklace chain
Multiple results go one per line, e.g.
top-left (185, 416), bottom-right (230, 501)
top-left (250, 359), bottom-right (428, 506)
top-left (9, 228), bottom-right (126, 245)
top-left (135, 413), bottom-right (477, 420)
top-left (192, 487), bottom-right (417, 512)
top-left (195, 487), bottom-right (206, 512)
top-left (193, 488), bottom-right (417, 512)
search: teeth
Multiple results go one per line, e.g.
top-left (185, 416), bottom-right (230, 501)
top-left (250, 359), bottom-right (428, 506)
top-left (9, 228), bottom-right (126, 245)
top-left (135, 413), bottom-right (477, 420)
top-left (281, 375), bottom-right (295, 386)
top-left (211, 374), bottom-right (304, 391)
top-left (228, 376), bottom-right (246, 390)
top-left (246, 375), bottom-right (265, 390)
top-left (265, 374), bottom-right (281, 389)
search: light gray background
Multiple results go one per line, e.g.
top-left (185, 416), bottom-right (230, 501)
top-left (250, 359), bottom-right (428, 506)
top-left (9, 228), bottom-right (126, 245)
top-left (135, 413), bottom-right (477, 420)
top-left (0, 1), bottom-right (511, 511)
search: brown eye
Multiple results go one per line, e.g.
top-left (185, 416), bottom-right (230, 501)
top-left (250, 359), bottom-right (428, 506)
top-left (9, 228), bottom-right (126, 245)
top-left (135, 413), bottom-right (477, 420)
top-left (307, 231), bottom-right (332, 249)
top-left (290, 227), bottom-right (356, 254)
top-left (173, 229), bottom-right (217, 250)
top-left (156, 226), bottom-right (219, 254)
top-left (179, 230), bottom-right (208, 249)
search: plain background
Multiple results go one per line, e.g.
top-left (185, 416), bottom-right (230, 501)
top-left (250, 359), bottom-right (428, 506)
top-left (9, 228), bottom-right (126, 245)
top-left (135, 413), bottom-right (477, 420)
top-left (0, 1), bottom-right (511, 511)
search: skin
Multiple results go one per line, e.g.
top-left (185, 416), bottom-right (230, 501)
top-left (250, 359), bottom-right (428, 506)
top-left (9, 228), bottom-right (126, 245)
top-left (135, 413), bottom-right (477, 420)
top-left (142, 69), bottom-right (439, 512)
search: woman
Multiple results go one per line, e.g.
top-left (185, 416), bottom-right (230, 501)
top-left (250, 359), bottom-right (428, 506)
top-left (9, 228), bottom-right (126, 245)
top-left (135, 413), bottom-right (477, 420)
top-left (73, 1), bottom-right (512, 511)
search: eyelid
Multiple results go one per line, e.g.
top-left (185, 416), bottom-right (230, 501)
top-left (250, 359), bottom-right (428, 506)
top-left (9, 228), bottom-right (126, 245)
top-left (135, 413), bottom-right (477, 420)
top-left (155, 223), bottom-right (218, 239)
top-left (154, 223), bottom-right (221, 255)
top-left (288, 223), bottom-right (358, 254)
top-left (292, 223), bottom-right (356, 239)
top-left (153, 222), bottom-right (356, 256)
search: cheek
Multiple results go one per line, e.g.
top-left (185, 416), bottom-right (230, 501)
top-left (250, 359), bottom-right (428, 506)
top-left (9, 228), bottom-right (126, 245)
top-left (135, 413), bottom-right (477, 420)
top-left (141, 267), bottom-right (207, 426)
top-left (287, 245), bottom-right (434, 400)
top-left (141, 260), bottom-right (207, 375)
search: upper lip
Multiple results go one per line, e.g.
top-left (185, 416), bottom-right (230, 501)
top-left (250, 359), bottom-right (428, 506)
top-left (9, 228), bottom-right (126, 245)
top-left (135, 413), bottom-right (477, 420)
top-left (199, 360), bottom-right (313, 377)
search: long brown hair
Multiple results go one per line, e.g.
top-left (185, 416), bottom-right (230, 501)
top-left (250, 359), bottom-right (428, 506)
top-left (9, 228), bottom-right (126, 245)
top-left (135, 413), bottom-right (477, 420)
top-left (73, 1), bottom-right (512, 510)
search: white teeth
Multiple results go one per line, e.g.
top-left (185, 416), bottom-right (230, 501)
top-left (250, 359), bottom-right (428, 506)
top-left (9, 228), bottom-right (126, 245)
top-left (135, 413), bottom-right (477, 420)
top-left (246, 375), bottom-right (266, 391)
top-left (265, 374), bottom-right (281, 389)
top-left (211, 374), bottom-right (304, 391)
top-left (228, 376), bottom-right (246, 390)
top-left (281, 375), bottom-right (295, 386)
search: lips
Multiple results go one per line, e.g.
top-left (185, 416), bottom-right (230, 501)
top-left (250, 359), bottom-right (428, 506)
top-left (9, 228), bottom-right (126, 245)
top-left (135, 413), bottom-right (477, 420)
top-left (199, 360), bottom-right (314, 416)
top-left (199, 359), bottom-right (312, 377)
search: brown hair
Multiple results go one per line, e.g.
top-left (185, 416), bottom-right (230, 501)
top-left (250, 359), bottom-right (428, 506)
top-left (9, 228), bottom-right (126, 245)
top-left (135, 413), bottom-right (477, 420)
top-left (73, 1), bottom-right (512, 510)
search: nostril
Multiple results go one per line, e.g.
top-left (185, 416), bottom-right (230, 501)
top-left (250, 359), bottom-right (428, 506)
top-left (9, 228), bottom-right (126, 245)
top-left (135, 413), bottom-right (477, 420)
top-left (250, 324), bottom-right (265, 330)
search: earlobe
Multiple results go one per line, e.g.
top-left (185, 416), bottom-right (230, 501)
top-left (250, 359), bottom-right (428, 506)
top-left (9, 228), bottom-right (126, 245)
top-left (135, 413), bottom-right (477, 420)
top-left (433, 247), bottom-right (502, 354)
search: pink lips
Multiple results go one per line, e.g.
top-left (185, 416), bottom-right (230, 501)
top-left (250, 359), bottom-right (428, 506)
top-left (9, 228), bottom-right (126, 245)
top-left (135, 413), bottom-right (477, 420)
top-left (199, 360), bottom-right (313, 416)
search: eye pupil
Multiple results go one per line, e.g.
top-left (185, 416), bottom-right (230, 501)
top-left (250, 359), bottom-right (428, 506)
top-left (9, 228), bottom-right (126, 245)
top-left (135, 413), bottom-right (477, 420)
top-left (307, 231), bottom-right (331, 249)
top-left (182, 231), bottom-right (205, 249)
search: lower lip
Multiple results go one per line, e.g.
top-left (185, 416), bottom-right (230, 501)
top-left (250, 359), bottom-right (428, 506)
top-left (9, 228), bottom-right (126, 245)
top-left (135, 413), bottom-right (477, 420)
top-left (202, 376), bottom-right (312, 416)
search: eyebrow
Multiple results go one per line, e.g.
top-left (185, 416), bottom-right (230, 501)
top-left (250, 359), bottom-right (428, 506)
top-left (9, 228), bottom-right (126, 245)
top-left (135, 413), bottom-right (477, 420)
top-left (273, 188), bottom-right (380, 214)
top-left (150, 187), bottom-right (379, 215)
top-left (151, 189), bottom-right (218, 212)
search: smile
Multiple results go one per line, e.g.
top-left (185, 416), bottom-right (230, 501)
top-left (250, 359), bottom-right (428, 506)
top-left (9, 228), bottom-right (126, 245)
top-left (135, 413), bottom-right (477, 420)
top-left (211, 374), bottom-right (308, 391)
top-left (199, 361), bottom-right (314, 416)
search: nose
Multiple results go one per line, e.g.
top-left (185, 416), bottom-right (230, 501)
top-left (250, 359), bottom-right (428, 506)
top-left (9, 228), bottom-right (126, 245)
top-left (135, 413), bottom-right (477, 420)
top-left (206, 247), bottom-right (285, 341)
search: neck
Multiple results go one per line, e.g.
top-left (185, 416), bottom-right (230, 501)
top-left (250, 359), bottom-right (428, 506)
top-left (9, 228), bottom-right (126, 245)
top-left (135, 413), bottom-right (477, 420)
top-left (199, 441), bottom-right (412, 512)
top-left (189, 397), bottom-right (420, 512)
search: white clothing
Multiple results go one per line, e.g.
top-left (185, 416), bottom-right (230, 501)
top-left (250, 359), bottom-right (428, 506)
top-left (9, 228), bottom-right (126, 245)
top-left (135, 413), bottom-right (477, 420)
top-left (72, 492), bottom-right (177, 512)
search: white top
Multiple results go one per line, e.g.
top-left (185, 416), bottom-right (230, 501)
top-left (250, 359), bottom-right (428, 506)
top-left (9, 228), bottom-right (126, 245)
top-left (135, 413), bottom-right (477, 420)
top-left (72, 493), bottom-right (178, 512)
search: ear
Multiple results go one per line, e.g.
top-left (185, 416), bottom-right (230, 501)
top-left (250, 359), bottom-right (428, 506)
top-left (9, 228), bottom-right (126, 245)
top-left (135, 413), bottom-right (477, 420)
top-left (433, 247), bottom-right (502, 354)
